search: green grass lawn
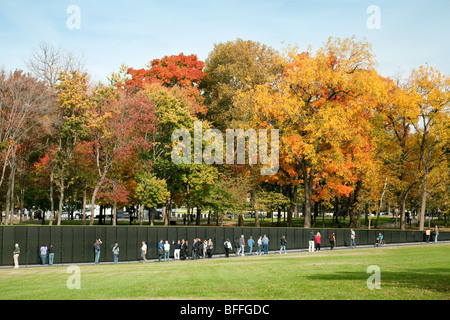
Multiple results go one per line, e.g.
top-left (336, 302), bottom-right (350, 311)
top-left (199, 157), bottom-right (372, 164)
top-left (1, 244), bottom-right (449, 300)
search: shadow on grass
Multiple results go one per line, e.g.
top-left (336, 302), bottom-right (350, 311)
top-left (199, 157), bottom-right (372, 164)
top-left (305, 268), bottom-right (450, 294)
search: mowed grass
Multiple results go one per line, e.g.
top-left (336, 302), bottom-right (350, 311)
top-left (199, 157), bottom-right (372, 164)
top-left (0, 244), bottom-right (449, 300)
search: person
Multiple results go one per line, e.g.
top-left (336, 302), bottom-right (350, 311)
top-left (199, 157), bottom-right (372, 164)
top-left (434, 225), bottom-right (439, 243)
top-left (376, 233), bottom-right (384, 246)
top-left (425, 228), bottom-right (431, 242)
top-left (13, 243), bottom-right (20, 269)
top-left (48, 244), bottom-right (55, 266)
top-left (141, 241), bottom-right (147, 263)
top-left (158, 240), bottom-right (164, 262)
top-left (309, 230), bottom-right (315, 252)
top-left (329, 232), bottom-right (336, 250)
top-left (202, 239), bottom-right (208, 259)
top-left (206, 238), bottom-right (213, 258)
top-left (224, 239), bottom-right (232, 257)
top-left (234, 237), bottom-right (240, 257)
top-left (193, 238), bottom-right (201, 259)
top-left (238, 235), bottom-right (245, 256)
top-left (181, 239), bottom-right (188, 260)
top-left (248, 236), bottom-right (255, 255)
top-left (164, 240), bottom-right (170, 262)
top-left (279, 235), bottom-right (287, 254)
top-left (262, 235), bottom-right (269, 255)
top-left (112, 243), bottom-right (119, 264)
top-left (257, 236), bottom-right (262, 255)
top-left (94, 239), bottom-right (102, 264)
top-left (314, 232), bottom-right (321, 252)
top-left (350, 229), bottom-right (356, 249)
top-left (40, 244), bottom-right (48, 265)
top-left (174, 240), bottom-right (181, 260)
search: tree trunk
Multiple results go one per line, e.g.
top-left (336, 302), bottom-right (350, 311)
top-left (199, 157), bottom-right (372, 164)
top-left (112, 201), bottom-right (117, 226)
top-left (303, 163), bottom-right (314, 229)
top-left (139, 203), bottom-right (144, 226)
top-left (49, 168), bottom-right (54, 226)
top-left (196, 207), bottom-right (201, 226)
top-left (418, 173), bottom-right (428, 231)
top-left (250, 165), bottom-right (260, 227)
top-left (82, 188), bottom-right (87, 225)
top-left (57, 171), bottom-right (65, 226)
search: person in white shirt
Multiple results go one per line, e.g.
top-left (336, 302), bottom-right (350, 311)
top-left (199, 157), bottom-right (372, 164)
top-left (257, 236), bottom-right (262, 255)
top-left (164, 241), bottom-right (170, 262)
top-left (141, 241), bottom-right (147, 263)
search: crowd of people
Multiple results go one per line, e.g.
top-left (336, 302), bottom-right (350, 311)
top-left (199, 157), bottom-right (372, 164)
top-left (10, 225), bottom-right (442, 268)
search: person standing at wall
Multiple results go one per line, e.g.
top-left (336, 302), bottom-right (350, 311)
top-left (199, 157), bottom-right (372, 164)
top-left (350, 229), bottom-right (356, 249)
top-left (174, 240), bottom-right (181, 260)
top-left (257, 236), bottom-right (262, 255)
top-left (164, 240), bottom-right (170, 262)
top-left (141, 241), bottom-right (147, 263)
top-left (262, 235), bottom-right (269, 255)
top-left (280, 235), bottom-right (287, 254)
top-left (13, 244), bottom-right (20, 269)
top-left (112, 243), bottom-right (120, 264)
top-left (158, 240), bottom-right (164, 262)
top-left (314, 232), bottom-right (321, 252)
top-left (309, 230), bottom-right (315, 252)
top-left (181, 239), bottom-right (188, 260)
top-left (434, 225), bottom-right (439, 243)
top-left (94, 239), bottom-right (102, 264)
top-left (40, 244), bottom-right (48, 265)
top-left (206, 238), bottom-right (213, 258)
top-left (48, 244), bottom-right (55, 266)
top-left (425, 228), bottom-right (431, 242)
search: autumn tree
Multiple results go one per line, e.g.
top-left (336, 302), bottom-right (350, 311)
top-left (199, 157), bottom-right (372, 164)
top-left (0, 69), bottom-right (55, 225)
top-left (408, 65), bottom-right (450, 230)
top-left (88, 88), bottom-right (157, 226)
top-left (235, 36), bottom-right (385, 228)
top-left (54, 70), bottom-right (92, 225)
top-left (125, 53), bottom-right (206, 116)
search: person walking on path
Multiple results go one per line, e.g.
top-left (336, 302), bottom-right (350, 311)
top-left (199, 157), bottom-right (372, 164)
top-left (248, 236), bottom-right (255, 255)
top-left (315, 232), bottom-right (321, 252)
top-left (48, 244), bottom-right (55, 266)
top-left (13, 244), bottom-right (20, 269)
top-left (257, 236), bottom-right (262, 255)
top-left (350, 229), bottom-right (356, 249)
top-left (94, 239), bottom-right (102, 264)
top-left (262, 235), bottom-right (269, 255)
top-left (224, 239), bottom-right (232, 257)
top-left (40, 244), bottom-right (48, 265)
top-left (279, 235), bottom-right (287, 254)
top-left (238, 235), bottom-right (245, 256)
top-left (234, 237), bottom-right (240, 257)
top-left (164, 240), bottom-right (170, 262)
top-left (112, 243), bottom-right (119, 264)
top-left (141, 241), bottom-right (147, 263)
top-left (309, 230), bottom-right (315, 252)
top-left (329, 232), bottom-right (336, 250)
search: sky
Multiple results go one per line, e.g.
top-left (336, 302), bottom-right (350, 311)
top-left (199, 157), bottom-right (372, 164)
top-left (0, 0), bottom-right (449, 84)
